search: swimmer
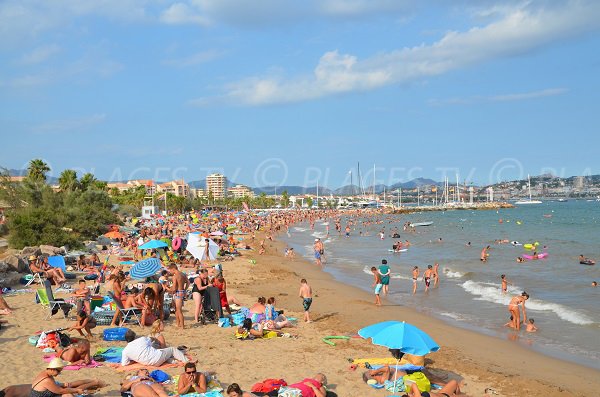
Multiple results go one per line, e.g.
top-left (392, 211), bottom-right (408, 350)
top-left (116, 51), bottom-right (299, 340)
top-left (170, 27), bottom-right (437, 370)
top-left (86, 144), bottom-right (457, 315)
top-left (501, 274), bottom-right (511, 294)
top-left (592, 281), bottom-right (597, 287)
top-left (480, 245), bottom-right (490, 262)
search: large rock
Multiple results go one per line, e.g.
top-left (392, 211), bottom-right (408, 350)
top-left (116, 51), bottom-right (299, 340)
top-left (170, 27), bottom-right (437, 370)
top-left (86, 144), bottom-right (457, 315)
top-left (21, 246), bottom-right (41, 257)
top-left (39, 245), bottom-right (63, 256)
top-left (0, 261), bottom-right (8, 273)
top-left (0, 271), bottom-right (22, 288)
top-left (4, 254), bottom-right (28, 273)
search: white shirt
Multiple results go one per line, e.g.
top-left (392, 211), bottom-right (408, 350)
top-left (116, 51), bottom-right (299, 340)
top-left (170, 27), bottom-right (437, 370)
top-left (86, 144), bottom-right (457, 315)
top-left (137, 237), bottom-right (144, 246)
top-left (121, 337), bottom-right (162, 366)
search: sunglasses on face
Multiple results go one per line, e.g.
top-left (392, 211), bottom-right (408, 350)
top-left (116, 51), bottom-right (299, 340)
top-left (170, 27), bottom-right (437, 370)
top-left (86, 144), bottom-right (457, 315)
top-left (186, 370), bottom-right (196, 374)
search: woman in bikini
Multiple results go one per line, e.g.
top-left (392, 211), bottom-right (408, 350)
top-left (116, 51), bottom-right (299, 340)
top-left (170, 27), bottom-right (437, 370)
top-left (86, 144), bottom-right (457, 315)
top-left (31, 358), bottom-right (104, 397)
top-left (192, 269), bottom-right (210, 323)
top-left (507, 291), bottom-right (529, 330)
top-left (120, 369), bottom-right (168, 397)
top-left (402, 379), bottom-right (463, 397)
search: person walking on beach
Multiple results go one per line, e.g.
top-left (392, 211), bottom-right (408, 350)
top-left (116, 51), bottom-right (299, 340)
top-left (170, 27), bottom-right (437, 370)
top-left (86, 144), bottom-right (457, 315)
top-left (423, 265), bottom-right (433, 292)
top-left (167, 264), bottom-right (189, 329)
top-left (371, 267), bottom-right (382, 306)
top-left (412, 266), bottom-right (419, 294)
top-left (379, 259), bottom-right (391, 295)
top-left (299, 279), bottom-right (312, 323)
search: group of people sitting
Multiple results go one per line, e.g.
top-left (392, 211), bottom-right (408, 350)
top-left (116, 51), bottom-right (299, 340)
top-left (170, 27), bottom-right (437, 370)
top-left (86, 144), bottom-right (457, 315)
top-left (234, 296), bottom-right (295, 340)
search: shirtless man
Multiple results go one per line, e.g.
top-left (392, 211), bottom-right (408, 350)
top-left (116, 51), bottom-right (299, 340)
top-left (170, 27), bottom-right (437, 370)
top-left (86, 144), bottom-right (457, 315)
top-left (57, 339), bottom-right (92, 365)
top-left (72, 279), bottom-right (91, 314)
top-left (432, 263), bottom-right (440, 287)
top-left (313, 239), bottom-right (322, 266)
top-left (507, 291), bottom-right (529, 330)
top-left (423, 265), bottom-right (433, 292)
top-left (299, 279), bottom-right (312, 323)
top-left (412, 266), bottom-right (419, 294)
top-left (167, 264), bottom-right (189, 328)
top-left (371, 267), bottom-right (382, 306)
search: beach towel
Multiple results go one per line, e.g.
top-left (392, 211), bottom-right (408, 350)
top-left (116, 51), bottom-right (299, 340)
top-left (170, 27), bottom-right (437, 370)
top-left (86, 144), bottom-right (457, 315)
top-left (179, 392), bottom-right (223, 397)
top-left (43, 355), bottom-right (102, 370)
top-left (173, 375), bottom-right (224, 393)
top-left (105, 353), bottom-right (193, 372)
top-left (93, 347), bottom-right (123, 363)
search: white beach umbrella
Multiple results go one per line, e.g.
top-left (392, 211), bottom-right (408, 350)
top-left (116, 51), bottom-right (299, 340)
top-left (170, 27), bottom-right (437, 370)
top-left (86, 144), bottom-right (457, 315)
top-left (186, 233), bottom-right (219, 261)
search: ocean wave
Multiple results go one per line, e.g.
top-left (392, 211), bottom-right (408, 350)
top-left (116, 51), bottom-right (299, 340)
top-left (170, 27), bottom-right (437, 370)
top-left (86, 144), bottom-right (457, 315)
top-left (439, 312), bottom-right (467, 321)
top-left (443, 268), bottom-right (465, 278)
top-left (293, 227), bottom-right (308, 232)
top-left (311, 232), bottom-right (327, 239)
top-left (461, 281), bottom-right (594, 325)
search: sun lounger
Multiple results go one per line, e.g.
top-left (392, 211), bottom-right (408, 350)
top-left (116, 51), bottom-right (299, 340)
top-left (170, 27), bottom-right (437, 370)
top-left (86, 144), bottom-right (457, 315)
top-left (37, 280), bottom-right (74, 319)
top-left (107, 291), bottom-right (142, 326)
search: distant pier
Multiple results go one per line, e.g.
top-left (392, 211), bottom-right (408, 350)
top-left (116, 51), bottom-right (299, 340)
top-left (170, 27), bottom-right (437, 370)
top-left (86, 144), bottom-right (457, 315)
top-left (389, 202), bottom-right (514, 214)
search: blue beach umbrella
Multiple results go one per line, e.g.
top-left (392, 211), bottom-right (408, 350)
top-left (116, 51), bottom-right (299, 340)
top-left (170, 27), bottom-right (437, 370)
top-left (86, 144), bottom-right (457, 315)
top-left (129, 258), bottom-right (163, 280)
top-left (358, 321), bottom-right (439, 356)
top-left (139, 239), bottom-right (169, 250)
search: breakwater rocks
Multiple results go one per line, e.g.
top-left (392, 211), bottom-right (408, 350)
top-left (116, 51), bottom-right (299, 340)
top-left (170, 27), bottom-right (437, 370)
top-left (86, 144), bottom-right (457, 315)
top-left (390, 202), bottom-right (514, 214)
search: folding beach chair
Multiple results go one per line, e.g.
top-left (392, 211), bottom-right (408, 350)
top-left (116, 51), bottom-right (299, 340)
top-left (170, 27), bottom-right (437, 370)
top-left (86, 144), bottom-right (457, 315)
top-left (37, 280), bottom-right (74, 319)
top-left (26, 264), bottom-right (45, 287)
top-left (107, 291), bottom-right (142, 326)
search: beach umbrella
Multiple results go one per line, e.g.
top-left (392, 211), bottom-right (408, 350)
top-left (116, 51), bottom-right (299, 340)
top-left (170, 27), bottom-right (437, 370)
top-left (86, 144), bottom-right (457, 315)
top-left (358, 321), bottom-right (439, 356)
top-left (139, 239), bottom-right (169, 250)
top-left (129, 258), bottom-right (163, 280)
top-left (186, 233), bottom-right (219, 261)
top-left (358, 321), bottom-right (439, 394)
top-left (104, 231), bottom-right (124, 239)
top-left (210, 231), bottom-right (225, 236)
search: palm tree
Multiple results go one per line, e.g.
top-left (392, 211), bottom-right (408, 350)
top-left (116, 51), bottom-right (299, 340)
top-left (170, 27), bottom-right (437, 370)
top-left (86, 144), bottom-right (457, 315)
top-left (79, 172), bottom-right (97, 191)
top-left (27, 159), bottom-right (50, 183)
top-left (58, 169), bottom-right (79, 191)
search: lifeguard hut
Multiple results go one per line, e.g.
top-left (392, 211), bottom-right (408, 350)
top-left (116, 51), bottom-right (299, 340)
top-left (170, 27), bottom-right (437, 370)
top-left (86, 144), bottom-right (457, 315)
top-left (141, 180), bottom-right (158, 218)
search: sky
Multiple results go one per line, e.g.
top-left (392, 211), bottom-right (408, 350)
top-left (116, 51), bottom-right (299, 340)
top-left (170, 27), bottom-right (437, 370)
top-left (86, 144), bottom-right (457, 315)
top-left (1, 0), bottom-right (600, 188)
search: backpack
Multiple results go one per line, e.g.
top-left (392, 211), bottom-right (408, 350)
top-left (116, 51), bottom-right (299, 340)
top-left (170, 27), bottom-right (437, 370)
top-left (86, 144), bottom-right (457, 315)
top-left (251, 378), bottom-right (288, 393)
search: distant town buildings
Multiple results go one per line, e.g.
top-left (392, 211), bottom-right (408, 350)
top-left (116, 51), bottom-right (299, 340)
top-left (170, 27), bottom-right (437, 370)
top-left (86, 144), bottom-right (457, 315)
top-left (206, 173), bottom-right (227, 199)
top-left (228, 184), bottom-right (254, 198)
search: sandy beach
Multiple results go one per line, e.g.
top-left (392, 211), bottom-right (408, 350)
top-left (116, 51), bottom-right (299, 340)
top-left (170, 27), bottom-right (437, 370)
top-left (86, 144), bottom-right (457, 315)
top-left (1, 232), bottom-right (599, 397)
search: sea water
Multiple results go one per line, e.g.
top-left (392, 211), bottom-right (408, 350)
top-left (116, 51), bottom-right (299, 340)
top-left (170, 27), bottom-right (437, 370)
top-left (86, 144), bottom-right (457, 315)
top-left (280, 201), bottom-right (600, 369)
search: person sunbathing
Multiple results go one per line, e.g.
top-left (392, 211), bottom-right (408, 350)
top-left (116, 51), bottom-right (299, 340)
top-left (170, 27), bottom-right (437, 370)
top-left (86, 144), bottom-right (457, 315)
top-left (31, 358), bottom-right (106, 397)
top-left (235, 319), bottom-right (290, 340)
top-left (226, 383), bottom-right (256, 397)
top-left (248, 297), bottom-right (266, 323)
top-left (363, 365), bottom-right (407, 385)
top-left (120, 369), bottom-right (168, 397)
top-left (29, 257), bottom-right (65, 286)
top-left (263, 297), bottom-right (293, 329)
top-left (57, 339), bottom-right (92, 365)
top-left (177, 363), bottom-right (207, 395)
top-left (279, 374), bottom-right (328, 397)
top-left (402, 379), bottom-right (464, 397)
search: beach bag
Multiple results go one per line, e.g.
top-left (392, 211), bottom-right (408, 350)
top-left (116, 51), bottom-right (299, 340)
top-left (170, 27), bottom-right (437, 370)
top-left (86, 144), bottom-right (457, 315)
top-left (251, 378), bottom-right (287, 393)
top-left (231, 312), bottom-right (246, 326)
top-left (103, 327), bottom-right (135, 341)
top-left (150, 370), bottom-right (170, 383)
top-left (218, 318), bottom-right (231, 328)
top-left (277, 387), bottom-right (302, 397)
top-left (403, 371), bottom-right (431, 392)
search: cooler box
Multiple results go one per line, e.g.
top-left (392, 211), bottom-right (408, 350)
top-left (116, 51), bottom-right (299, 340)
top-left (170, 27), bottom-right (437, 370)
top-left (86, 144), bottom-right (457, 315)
top-left (91, 296), bottom-right (104, 311)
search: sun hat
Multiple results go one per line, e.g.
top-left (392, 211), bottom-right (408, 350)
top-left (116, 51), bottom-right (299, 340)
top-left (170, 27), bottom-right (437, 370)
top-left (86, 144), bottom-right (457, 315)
top-left (29, 255), bottom-right (37, 261)
top-left (47, 357), bottom-right (68, 369)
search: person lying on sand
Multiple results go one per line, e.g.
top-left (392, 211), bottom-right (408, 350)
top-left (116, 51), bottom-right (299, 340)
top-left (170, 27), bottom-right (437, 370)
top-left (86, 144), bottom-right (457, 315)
top-left (226, 383), bottom-right (256, 397)
top-left (278, 373), bottom-right (328, 397)
top-left (234, 318), bottom-right (291, 340)
top-left (120, 368), bottom-right (168, 397)
top-left (363, 365), bottom-right (407, 384)
top-left (402, 379), bottom-right (465, 397)
top-left (56, 339), bottom-right (92, 365)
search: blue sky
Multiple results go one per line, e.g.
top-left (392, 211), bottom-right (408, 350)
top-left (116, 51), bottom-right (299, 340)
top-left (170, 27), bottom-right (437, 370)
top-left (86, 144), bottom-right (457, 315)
top-left (1, 0), bottom-right (600, 188)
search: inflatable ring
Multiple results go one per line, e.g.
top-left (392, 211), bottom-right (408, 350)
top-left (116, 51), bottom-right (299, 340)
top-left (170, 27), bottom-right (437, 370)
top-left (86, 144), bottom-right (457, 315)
top-left (322, 335), bottom-right (351, 346)
top-left (172, 237), bottom-right (182, 250)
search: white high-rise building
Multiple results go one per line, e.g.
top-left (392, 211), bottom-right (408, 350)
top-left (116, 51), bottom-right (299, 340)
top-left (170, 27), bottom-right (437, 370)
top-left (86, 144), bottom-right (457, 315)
top-left (206, 173), bottom-right (227, 199)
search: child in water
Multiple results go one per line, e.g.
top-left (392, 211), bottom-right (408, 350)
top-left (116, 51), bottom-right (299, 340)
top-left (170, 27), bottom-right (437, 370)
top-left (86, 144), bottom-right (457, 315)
top-left (526, 319), bottom-right (538, 333)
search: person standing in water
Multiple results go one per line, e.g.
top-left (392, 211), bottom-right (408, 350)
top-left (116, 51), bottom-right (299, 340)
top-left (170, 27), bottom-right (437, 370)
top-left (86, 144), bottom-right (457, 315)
top-left (423, 265), bottom-right (433, 292)
top-left (432, 263), bottom-right (440, 287)
top-left (481, 245), bottom-right (490, 262)
top-left (379, 259), bottom-right (391, 295)
top-left (412, 266), bottom-right (419, 294)
top-left (501, 274), bottom-right (511, 294)
top-left (507, 292), bottom-right (529, 330)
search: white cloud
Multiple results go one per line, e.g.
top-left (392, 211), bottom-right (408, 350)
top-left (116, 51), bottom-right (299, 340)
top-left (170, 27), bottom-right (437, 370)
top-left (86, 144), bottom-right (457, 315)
top-left (160, 3), bottom-right (210, 26)
top-left (319, 0), bottom-right (412, 17)
top-left (32, 114), bottom-right (107, 134)
top-left (20, 44), bottom-right (61, 64)
top-left (429, 88), bottom-right (568, 106)
top-left (194, 1), bottom-right (600, 106)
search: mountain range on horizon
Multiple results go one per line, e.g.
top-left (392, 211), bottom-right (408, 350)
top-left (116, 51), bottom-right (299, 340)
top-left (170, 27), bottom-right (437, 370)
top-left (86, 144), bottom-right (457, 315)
top-left (4, 167), bottom-right (600, 194)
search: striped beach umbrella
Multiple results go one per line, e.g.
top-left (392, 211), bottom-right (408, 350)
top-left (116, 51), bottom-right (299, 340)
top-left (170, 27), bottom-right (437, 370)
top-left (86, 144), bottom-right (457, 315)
top-left (130, 258), bottom-right (163, 280)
